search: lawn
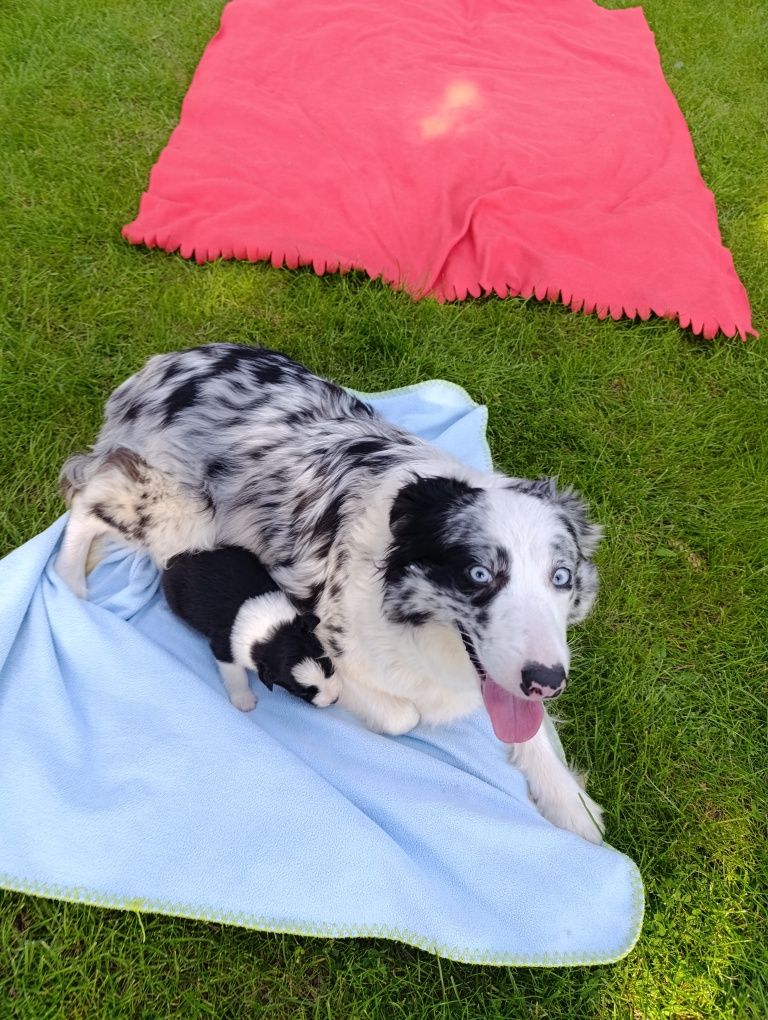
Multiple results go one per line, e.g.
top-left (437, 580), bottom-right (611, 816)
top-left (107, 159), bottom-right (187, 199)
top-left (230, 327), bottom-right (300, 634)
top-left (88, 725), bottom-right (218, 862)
top-left (1, 0), bottom-right (766, 1016)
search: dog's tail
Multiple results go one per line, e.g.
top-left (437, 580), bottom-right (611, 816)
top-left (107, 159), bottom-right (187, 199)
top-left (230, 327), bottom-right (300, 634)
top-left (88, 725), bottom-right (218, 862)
top-left (59, 447), bottom-right (152, 504)
top-left (59, 451), bottom-right (97, 505)
top-left (57, 447), bottom-right (217, 589)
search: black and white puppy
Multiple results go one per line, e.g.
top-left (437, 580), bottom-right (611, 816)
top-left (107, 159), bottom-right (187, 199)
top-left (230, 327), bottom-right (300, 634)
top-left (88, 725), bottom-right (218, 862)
top-left (56, 343), bottom-right (605, 842)
top-left (162, 546), bottom-right (339, 711)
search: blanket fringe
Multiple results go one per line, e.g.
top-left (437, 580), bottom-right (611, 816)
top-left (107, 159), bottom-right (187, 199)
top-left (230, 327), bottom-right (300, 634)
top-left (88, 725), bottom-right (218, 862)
top-left (123, 229), bottom-right (756, 341)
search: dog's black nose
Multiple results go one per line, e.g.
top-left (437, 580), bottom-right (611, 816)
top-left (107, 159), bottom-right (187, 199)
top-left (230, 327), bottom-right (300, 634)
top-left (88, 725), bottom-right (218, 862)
top-left (521, 662), bottom-right (567, 699)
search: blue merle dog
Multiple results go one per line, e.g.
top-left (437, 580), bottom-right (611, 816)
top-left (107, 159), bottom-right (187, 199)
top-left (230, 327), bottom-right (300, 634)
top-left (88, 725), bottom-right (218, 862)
top-left (57, 344), bottom-right (604, 842)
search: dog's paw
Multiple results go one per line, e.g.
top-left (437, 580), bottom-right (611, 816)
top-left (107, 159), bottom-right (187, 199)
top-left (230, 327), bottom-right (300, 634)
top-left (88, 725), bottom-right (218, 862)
top-left (378, 697), bottom-right (421, 736)
top-left (311, 673), bottom-right (342, 708)
top-left (534, 782), bottom-right (605, 844)
top-left (230, 689), bottom-right (258, 712)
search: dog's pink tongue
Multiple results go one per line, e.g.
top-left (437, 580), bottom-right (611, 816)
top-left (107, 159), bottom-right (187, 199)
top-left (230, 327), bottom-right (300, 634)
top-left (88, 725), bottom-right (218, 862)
top-left (481, 679), bottom-right (544, 743)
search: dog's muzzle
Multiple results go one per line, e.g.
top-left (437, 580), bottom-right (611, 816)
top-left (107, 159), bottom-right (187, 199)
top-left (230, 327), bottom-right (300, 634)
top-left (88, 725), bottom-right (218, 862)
top-left (520, 661), bottom-right (566, 700)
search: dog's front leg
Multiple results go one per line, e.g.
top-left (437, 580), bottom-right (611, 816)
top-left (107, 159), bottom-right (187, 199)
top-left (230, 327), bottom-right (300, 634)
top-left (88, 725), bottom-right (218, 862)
top-left (217, 660), bottom-right (257, 712)
top-left (337, 678), bottom-right (420, 736)
top-left (509, 720), bottom-right (604, 843)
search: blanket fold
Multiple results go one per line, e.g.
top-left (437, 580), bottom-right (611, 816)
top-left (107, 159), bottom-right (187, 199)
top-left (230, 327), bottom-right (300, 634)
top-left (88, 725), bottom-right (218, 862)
top-left (0, 382), bottom-right (643, 965)
top-left (123, 0), bottom-right (753, 339)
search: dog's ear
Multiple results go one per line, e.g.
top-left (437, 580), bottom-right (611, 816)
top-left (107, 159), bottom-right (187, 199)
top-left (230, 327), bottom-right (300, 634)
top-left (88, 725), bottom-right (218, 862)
top-left (390, 476), bottom-right (481, 529)
top-left (389, 475), bottom-right (480, 539)
top-left (546, 480), bottom-right (602, 624)
top-left (508, 476), bottom-right (603, 558)
top-left (506, 475), bottom-right (602, 623)
top-left (299, 613), bottom-right (320, 633)
top-left (548, 482), bottom-right (603, 559)
top-left (386, 475), bottom-right (482, 578)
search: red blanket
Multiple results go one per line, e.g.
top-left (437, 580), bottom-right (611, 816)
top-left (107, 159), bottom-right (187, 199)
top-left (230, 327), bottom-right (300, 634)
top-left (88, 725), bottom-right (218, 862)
top-left (124, 0), bottom-right (754, 339)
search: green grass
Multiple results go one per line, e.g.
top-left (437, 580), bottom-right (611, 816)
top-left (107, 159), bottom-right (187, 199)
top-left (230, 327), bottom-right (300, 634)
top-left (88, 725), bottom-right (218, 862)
top-left (1, 0), bottom-right (767, 1015)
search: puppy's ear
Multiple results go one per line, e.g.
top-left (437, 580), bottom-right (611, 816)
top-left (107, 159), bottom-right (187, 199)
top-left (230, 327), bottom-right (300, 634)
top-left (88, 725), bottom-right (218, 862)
top-left (318, 655), bottom-right (335, 677)
top-left (299, 613), bottom-right (320, 633)
top-left (253, 656), bottom-right (275, 690)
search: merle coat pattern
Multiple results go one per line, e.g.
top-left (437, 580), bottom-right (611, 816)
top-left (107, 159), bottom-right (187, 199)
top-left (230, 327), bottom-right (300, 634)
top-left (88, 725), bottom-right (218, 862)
top-left (57, 344), bottom-right (605, 842)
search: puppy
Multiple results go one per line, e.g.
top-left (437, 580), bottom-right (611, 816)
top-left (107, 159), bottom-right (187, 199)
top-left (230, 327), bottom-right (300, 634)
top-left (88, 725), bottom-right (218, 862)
top-left (162, 546), bottom-right (340, 711)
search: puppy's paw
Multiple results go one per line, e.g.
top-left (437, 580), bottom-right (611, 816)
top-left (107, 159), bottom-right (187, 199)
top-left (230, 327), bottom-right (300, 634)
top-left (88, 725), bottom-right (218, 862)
top-left (311, 673), bottom-right (342, 708)
top-left (535, 782), bottom-right (605, 844)
top-left (230, 689), bottom-right (258, 712)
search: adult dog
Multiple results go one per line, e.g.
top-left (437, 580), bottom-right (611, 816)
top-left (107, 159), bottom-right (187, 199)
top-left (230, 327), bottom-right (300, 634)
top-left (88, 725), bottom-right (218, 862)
top-left (57, 343), bottom-right (604, 842)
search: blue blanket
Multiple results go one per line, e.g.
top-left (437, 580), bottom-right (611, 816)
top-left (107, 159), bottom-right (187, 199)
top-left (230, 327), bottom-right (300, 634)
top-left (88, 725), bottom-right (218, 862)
top-left (0, 381), bottom-right (643, 965)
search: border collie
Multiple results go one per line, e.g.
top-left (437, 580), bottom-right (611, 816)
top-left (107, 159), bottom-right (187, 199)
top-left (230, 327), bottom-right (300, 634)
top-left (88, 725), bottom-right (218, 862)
top-left (57, 344), bottom-right (604, 842)
top-left (162, 545), bottom-right (340, 711)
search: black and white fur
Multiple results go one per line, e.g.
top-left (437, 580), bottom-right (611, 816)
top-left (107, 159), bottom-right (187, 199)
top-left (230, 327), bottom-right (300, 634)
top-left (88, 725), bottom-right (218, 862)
top-left (162, 546), bottom-right (339, 711)
top-left (57, 344), bottom-right (605, 842)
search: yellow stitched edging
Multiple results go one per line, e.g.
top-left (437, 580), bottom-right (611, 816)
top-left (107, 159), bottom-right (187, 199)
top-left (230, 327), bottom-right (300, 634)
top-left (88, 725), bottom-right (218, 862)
top-left (0, 864), bottom-right (644, 967)
top-left (351, 378), bottom-right (480, 403)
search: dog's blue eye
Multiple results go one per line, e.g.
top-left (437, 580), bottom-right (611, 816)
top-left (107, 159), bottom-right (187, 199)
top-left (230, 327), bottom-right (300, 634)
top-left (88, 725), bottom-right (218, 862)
top-left (467, 565), bottom-right (492, 585)
top-left (552, 567), bottom-right (572, 588)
